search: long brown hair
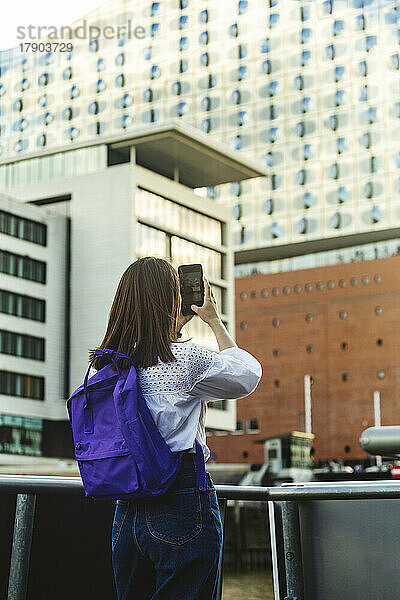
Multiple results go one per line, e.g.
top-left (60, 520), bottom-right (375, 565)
top-left (88, 257), bottom-right (182, 370)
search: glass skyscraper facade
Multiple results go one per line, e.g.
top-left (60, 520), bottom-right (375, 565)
top-left (0, 0), bottom-right (399, 256)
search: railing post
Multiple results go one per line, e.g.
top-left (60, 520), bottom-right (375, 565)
top-left (7, 493), bottom-right (37, 600)
top-left (217, 497), bottom-right (227, 600)
top-left (280, 501), bottom-right (304, 600)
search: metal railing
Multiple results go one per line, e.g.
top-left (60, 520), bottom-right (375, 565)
top-left (2, 475), bottom-right (400, 600)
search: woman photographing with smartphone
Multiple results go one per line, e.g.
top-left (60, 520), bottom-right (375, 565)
top-left (91, 257), bottom-right (262, 599)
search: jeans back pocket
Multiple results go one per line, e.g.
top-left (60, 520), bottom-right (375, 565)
top-left (145, 492), bottom-right (202, 545)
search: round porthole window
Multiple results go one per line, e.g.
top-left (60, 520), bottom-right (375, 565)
top-left (305, 314), bottom-right (313, 322)
top-left (240, 321), bottom-right (248, 330)
top-left (375, 306), bottom-right (382, 315)
top-left (240, 292), bottom-right (247, 300)
top-left (272, 318), bottom-right (280, 327)
top-left (294, 285), bottom-right (302, 293)
top-left (261, 289), bottom-right (268, 297)
top-left (328, 280), bottom-right (335, 289)
top-left (305, 283), bottom-right (312, 292)
top-left (377, 370), bottom-right (385, 379)
top-left (374, 274), bottom-right (381, 283)
top-left (339, 310), bottom-right (347, 319)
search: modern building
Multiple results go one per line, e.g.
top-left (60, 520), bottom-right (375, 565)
top-left (208, 250), bottom-right (400, 463)
top-left (0, 192), bottom-right (69, 465)
top-left (0, 0), bottom-right (399, 262)
top-left (0, 122), bottom-right (265, 468)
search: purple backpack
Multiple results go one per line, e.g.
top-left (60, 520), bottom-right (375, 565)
top-left (67, 348), bottom-right (206, 501)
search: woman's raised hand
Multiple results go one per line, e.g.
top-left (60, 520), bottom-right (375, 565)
top-left (191, 277), bottom-right (221, 326)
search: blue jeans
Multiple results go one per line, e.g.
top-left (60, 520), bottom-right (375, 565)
top-left (111, 453), bottom-right (223, 600)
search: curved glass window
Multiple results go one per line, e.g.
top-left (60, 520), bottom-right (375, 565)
top-left (326, 44), bottom-right (335, 60)
top-left (238, 44), bottom-right (247, 59)
top-left (329, 162), bottom-right (339, 180)
top-left (180, 0), bottom-right (188, 8)
top-left (371, 205), bottom-right (383, 223)
top-left (88, 101), bottom-right (99, 115)
top-left (363, 181), bottom-right (373, 199)
top-left (262, 59), bottom-right (272, 75)
top-left (268, 127), bottom-right (278, 143)
top-left (151, 23), bottom-right (160, 37)
top-left (297, 217), bottom-right (308, 234)
top-left (303, 144), bottom-right (312, 160)
top-left (97, 79), bottom-right (106, 93)
top-left (38, 94), bottom-right (47, 108)
top-left (208, 74), bottom-right (217, 88)
top-left (13, 99), bottom-right (23, 112)
top-left (335, 89), bottom-right (345, 106)
top-left (302, 97), bottom-right (311, 113)
top-left (333, 20), bottom-right (345, 36)
top-left (338, 186), bottom-right (349, 203)
top-left (301, 28), bottom-right (312, 44)
top-left (271, 222), bottom-right (283, 238)
top-left (15, 139), bottom-right (28, 153)
top-left (301, 50), bottom-right (311, 66)
top-left (301, 6), bottom-right (310, 20)
top-left (143, 88), bottom-right (153, 102)
top-left (97, 58), bottom-right (105, 71)
top-left (63, 67), bottom-right (72, 80)
top-left (37, 133), bottom-right (46, 147)
top-left (177, 101), bottom-right (188, 116)
top-left (21, 59), bottom-right (28, 72)
top-left (304, 192), bottom-right (315, 208)
top-left (261, 39), bottom-right (270, 53)
top-left (179, 58), bottom-right (188, 73)
top-left (395, 102), bottom-right (400, 119)
top-left (337, 137), bottom-right (346, 154)
top-left (271, 174), bottom-right (281, 190)
top-left (234, 135), bottom-right (242, 150)
top-left (366, 35), bottom-right (377, 52)
top-left (356, 14), bottom-right (366, 30)
top-left (62, 107), bottom-right (73, 121)
top-left (200, 52), bottom-right (209, 67)
top-left (179, 15), bottom-right (188, 28)
top-left (368, 107), bottom-right (378, 124)
top-left (361, 132), bottom-right (371, 148)
top-left (171, 81), bottom-right (182, 95)
top-left (270, 105), bottom-right (279, 120)
top-left (323, 0), bottom-right (333, 14)
top-left (121, 115), bottom-right (133, 129)
top-left (121, 93), bottom-right (133, 108)
top-left (237, 110), bottom-right (248, 126)
top-left (231, 182), bottom-right (242, 197)
top-left (89, 39), bottom-right (98, 53)
top-left (231, 89), bottom-right (241, 105)
top-left (21, 78), bottom-right (30, 91)
top-left (199, 30), bottom-right (209, 45)
top-left (330, 211), bottom-right (342, 229)
top-left (180, 36), bottom-right (189, 51)
top-left (391, 53), bottom-right (399, 71)
top-left (359, 60), bottom-right (367, 77)
top-left (294, 74), bottom-right (304, 90)
top-left (144, 46), bottom-right (151, 60)
top-left (269, 13), bottom-right (279, 28)
top-left (263, 198), bottom-right (273, 215)
top-left (13, 118), bottom-right (28, 132)
top-left (335, 66), bottom-right (345, 82)
top-left (42, 112), bottom-right (53, 126)
top-left (68, 127), bottom-right (79, 140)
top-left (232, 203), bottom-right (242, 220)
top-left (328, 114), bottom-right (338, 131)
top-left (199, 9), bottom-right (208, 23)
top-left (201, 118), bottom-right (211, 133)
top-left (296, 169), bottom-right (306, 186)
top-left (151, 65), bottom-right (161, 79)
top-left (151, 2), bottom-right (160, 15)
top-left (238, 0), bottom-right (248, 14)
top-left (115, 74), bottom-right (125, 88)
top-left (238, 65), bottom-right (247, 80)
top-left (118, 33), bottom-right (126, 47)
top-left (268, 81), bottom-right (278, 96)
top-left (201, 96), bottom-right (211, 111)
top-left (70, 85), bottom-right (80, 99)
top-left (370, 156), bottom-right (378, 173)
top-left (229, 24), bottom-right (238, 38)
top-left (116, 53), bottom-right (124, 66)
top-left (359, 86), bottom-right (368, 102)
top-left (295, 121), bottom-right (305, 137)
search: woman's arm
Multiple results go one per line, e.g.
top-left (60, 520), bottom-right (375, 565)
top-left (191, 277), bottom-right (237, 352)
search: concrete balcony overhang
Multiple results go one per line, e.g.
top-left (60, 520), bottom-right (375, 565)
top-left (110, 119), bottom-right (267, 187)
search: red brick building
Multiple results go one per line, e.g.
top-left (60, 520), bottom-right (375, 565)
top-left (207, 255), bottom-right (400, 464)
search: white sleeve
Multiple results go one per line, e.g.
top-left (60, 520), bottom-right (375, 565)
top-left (186, 343), bottom-right (262, 402)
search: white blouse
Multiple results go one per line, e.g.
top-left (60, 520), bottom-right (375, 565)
top-left (136, 342), bottom-right (262, 462)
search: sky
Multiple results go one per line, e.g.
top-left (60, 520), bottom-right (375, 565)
top-left (1, 0), bottom-right (107, 50)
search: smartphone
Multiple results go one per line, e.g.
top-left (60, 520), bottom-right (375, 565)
top-left (178, 264), bottom-right (204, 316)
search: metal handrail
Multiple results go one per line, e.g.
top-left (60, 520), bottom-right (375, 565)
top-left (3, 475), bottom-right (400, 600)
